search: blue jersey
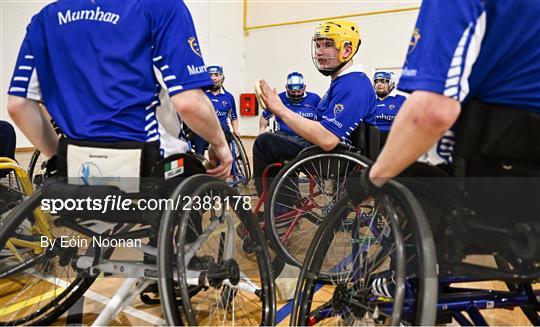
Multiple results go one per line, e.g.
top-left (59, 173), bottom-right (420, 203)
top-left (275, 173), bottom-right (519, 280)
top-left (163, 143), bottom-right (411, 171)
top-left (373, 95), bottom-right (406, 132)
top-left (262, 91), bottom-right (321, 137)
top-left (398, 0), bottom-right (540, 164)
top-left (8, 0), bottom-right (211, 147)
top-left (317, 65), bottom-right (377, 144)
top-left (205, 88), bottom-right (237, 129)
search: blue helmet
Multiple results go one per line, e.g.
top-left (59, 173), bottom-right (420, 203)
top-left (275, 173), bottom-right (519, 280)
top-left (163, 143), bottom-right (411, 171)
top-left (373, 71), bottom-right (396, 92)
top-left (207, 65), bottom-right (223, 75)
top-left (286, 72), bottom-right (305, 91)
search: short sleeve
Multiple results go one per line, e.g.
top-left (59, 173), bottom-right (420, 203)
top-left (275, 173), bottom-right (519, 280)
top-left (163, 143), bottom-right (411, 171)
top-left (229, 93), bottom-right (238, 120)
top-left (145, 0), bottom-right (212, 96)
top-left (398, 0), bottom-right (484, 102)
top-left (320, 77), bottom-right (376, 140)
top-left (8, 15), bottom-right (43, 101)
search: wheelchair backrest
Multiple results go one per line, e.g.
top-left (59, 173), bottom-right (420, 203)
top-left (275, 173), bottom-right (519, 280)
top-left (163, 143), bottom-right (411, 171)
top-left (350, 122), bottom-right (382, 161)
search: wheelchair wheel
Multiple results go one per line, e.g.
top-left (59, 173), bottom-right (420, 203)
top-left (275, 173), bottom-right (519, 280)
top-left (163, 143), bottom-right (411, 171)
top-left (158, 175), bottom-right (275, 326)
top-left (27, 149), bottom-right (47, 188)
top-left (291, 180), bottom-right (438, 326)
top-left (27, 149), bottom-right (40, 182)
top-left (265, 148), bottom-right (370, 275)
top-left (0, 190), bottom-right (118, 325)
top-left (230, 134), bottom-right (251, 186)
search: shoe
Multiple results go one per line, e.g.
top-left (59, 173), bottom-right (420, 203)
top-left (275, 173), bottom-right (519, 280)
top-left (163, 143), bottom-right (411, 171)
top-left (370, 271), bottom-right (395, 298)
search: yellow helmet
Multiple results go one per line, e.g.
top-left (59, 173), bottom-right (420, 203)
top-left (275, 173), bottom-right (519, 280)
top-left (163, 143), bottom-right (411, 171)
top-left (314, 20), bottom-right (361, 64)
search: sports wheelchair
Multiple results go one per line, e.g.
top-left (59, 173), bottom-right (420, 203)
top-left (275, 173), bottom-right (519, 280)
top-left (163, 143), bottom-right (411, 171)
top-left (241, 123), bottom-right (383, 279)
top-left (291, 165), bottom-right (540, 325)
top-left (227, 132), bottom-right (251, 187)
top-left (183, 127), bottom-right (251, 187)
top-left (0, 139), bottom-right (275, 326)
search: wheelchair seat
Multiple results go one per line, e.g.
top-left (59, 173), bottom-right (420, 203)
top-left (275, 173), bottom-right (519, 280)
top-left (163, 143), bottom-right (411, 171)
top-left (295, 122), bottom-right (382, 160)
top-left (350, 122), bottom-right (382, 160)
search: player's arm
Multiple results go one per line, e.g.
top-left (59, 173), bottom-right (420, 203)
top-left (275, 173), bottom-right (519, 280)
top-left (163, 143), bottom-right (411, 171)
top-left (370, 91), bottom-right (460, 185)
top-left (7, 14), bottom-right (57, 158)
top-left (280, 110), bottom-right (339, 151)
top-left (259, 80), bottom-right (339, 151)
top-left (8, 96), bottom-right (58, 157)
top-left (369, 1), bottom-right (482, 185)
top-left (171, 89), bottom-right (231, 177)
top-left (147, 0), bottom-right (231, 179)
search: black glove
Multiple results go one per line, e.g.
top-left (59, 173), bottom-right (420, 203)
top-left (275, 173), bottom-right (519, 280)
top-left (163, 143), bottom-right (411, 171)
top-left (345, 166), bottom-right (380, 205)
top-left (44, 155), bottom-right (59, 177)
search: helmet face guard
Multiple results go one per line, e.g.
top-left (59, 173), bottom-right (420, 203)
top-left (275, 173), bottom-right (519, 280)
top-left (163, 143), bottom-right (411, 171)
top-left (207, 65), bottom-right (223, 75)
top-left (373, 71), bottom-right (396, 97)
top-left (286, 72), bottom-right (305, 101)
top-left (207, 65), bottom-right (224, 91)
top-left (311, 36), bottom-right (343, 76)
top-left (311, 20), bottom-right (361, 76)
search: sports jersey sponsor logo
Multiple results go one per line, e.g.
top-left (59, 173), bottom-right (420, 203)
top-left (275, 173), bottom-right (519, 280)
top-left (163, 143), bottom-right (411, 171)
top-left (188, 37), bottom-right (202, 58)
top-left (187, 64), bottom-right (207, 76)
top-left (323, 116), bottom-right (343, 128)
top-left (328, 118), bottom-right (343, 128)
top-left (333, 103), bottom-right (345, 116)
top-left (298, 112), bottom-right (315, 118)
top-left (376, 114), bottom-right (395, 122)
top-left (57, 7), bottom-right (120, 26)
top-left (402, 68), bottom-right (418, 77)
top-left (79, 162), bottom-right (101, 185)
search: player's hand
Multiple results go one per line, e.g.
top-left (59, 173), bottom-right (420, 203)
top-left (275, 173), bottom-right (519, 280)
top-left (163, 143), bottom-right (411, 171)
top-left (345, 166), bottom-right (381, 205)
top-left (259, 80), bottom-right (287, 116)
top-left (233, 129), bottom-right (241, 137)
top-left (207, 143), bottom-right (232, 180)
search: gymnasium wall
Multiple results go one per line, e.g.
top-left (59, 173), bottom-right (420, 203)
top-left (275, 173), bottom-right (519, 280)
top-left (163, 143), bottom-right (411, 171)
top-left (1, 0), bottom-right (420, 147)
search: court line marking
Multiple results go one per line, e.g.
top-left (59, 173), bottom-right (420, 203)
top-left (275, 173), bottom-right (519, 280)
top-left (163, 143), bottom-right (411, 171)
top-left (20, 269), bottom-right (166, 325)
top-left (0, 289), bottom-right (61, 315)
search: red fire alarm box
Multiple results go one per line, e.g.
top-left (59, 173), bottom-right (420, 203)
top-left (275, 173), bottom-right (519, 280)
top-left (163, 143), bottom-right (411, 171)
top-left (240, 93), bottom-right (258, 116)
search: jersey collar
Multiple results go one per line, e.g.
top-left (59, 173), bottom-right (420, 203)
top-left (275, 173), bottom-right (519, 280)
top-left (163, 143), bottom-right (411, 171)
top-left (337, 64), bottom-right (364, 78)
top-left (206, 88), bottom-right (225, 95)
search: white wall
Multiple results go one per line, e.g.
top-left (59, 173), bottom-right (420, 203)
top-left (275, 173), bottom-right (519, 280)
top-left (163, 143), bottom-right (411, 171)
top-left (1, 0), bottom-right (420, 146)
top-left (186, 1), bottom-right (247, 135)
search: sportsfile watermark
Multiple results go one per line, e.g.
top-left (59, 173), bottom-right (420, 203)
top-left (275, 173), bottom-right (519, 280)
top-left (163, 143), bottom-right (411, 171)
top-left (40, 194), bottom-right (252, 214)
